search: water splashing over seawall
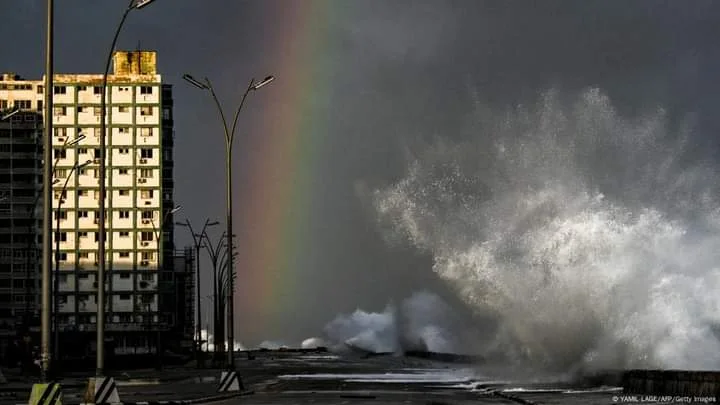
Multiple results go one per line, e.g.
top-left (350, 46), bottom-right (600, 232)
top-left (372, 89), bottom-right (720, 372)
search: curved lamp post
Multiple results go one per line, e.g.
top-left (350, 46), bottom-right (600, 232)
top-left (200, 231), bottom-right (225, 363)
top-left (29, 134), bottom-right (85, 337)
top-left (52, 159), bottom-right (91, 371)
top-left (182, 73), bottom-right (274, 367)
top-left (97, 0), bottom-right (157, 377)
top-left (175, 218), bottom-right (218, 368)
top-left (149, 205), bottom-right (181, 369)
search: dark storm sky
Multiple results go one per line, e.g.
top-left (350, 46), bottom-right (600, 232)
top-left (2, 0), bottom-right (720, 346)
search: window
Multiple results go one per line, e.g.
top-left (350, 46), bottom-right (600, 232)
top-left (53, 106), bottom-right (66, 116)
top-left (93, 107), bottom-right (102, 116)
top-left (140, 169), bottom-right (153, 178)
top-left (37, 85), bottom-right (44, 94)
top-left (118, 189), bottom-right (129, 196)
top-left (140, 148), bottom-right (153, 159)
top-left (79, 252), bottom-right (89, 259)
top-left (140, 232), bottom-right (153, 242)
top-left (140, 190), bottom-right (153, 199)
top-left (53, 86), bottom-right (66, 94)
top-left (58, 232), bottom-right (67, 242)
top-left (54, 168), bottom-right (67, 178)
top-left (119, 148), bottom-right (129, 154)
top-left (140, 86), bottom-right (153, 95)
top-left (37, 100), bottom-right (43, 110)
top-left (78, 210), bottom-right (89, 218)
top-left (140, 106), bottom-right (152, 116)
top-left (0, 100), bottom-right (6, 109)
top-left (118, 106), bottom-right (129, 113)
top-left (78, 86), bottom-right (87, 92)
top-left (118, 168), bottom-right (128, 175)
top-left (141, 273), bottom-right (153, 281)
top-left (141, 251), bottom-right (154, 260)
top-left (119, 274), bottom-right (130, 280)
top-left (118, 211), bottom-right (130, 219)
top-left (78, 168), bottom-right (87, 176)
top-left (54, 149), bottom-right (66, 159)
top-left (94, 232), bottom-right (107, 242)
top-left (77, 106), bottom-right (85, 113)
top-left (119, 231), bottom-right (129, 237)
top-left (118, 252), bottom-right (130, 258)
top-left (59, 252), bottom-right (67, 261)
top-left (94, 149), bottom-right (101, 158)
top-left (14, 100), bottom-right (31, 109)
top-left (78, 190), bottom-right (88, 197)
top-left (139, 128), bottom-right (152, 137)
top-left (93, 86), bottom-right (102, 95)
top-left (93, 169), bottom-right (99, 179)
top-left (54, 211), bottom-right (67, 220)
top-left (118, 126), bottom-right (130, 133)
top-left (78, 148), bottom-right (87, 154)
top-left (119, 87), bottom-right (129, 92)
top-left (119, 294), bottom-right (131, 300)
top-left (78, 232), bottom-right (88, 238)
top-left (53, 127), bottom-right (67, 137)
top-left (141, 210), bottom-right (154, 220)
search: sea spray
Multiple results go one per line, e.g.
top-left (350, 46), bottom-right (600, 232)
top-left (322, 291), bottom-right (462, 354)
top-left (371, 88), bottom-right (720, 371)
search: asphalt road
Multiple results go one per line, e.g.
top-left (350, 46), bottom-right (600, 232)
top-left (0, 350), bottom-right (643, 404)
top-left (226, 350), bottom-right (628, 405)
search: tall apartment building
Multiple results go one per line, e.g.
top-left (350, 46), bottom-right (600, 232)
top-left (0, 110), bottom-right (43, 355)
top-left (0, 51), bottom-right (181, 357)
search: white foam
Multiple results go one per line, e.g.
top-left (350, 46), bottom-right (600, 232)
top-left (370, 88), bottom-right (720, 371)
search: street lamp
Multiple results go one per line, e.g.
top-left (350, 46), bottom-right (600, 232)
top-left (97, 0), bottom-right (157, 377)
top-left (149, 204), bottom-right (180, 368)
top-left (200, 231), bottom-right (225, 364)
top-left (175, 218), bottom-right (218, 368)
top-left (40, 0), bottom-right (55, 382)
top-left (52, 159), bottom-right (91, 372)
top-left (183, 72), bottom-right (275, 368)
top-left (27, 132), bottom-right (84, 344)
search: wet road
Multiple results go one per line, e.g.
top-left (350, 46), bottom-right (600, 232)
top-left (226, 350), bottom-right (627, 405)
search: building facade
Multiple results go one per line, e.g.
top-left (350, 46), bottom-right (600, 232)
top-left (0, 51), bottom-right (185, 358)
top-left (0, 110), bottom-right (43, 355)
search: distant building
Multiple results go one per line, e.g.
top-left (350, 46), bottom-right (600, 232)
top-left (0, 51), bottom-right (183, 359)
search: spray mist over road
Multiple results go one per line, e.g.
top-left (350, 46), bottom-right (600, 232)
top-left (366, 88), bottom-right (720, 372)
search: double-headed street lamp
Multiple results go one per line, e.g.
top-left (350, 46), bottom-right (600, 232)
top-left (149, 205), bottom-right (181, 368)
top-left (176, 219), bottom-right (218, 367)
top-left (183, 73), bottom-right (274, 367)
top-left (31, 134), bottom-right (85, 341)
top-left (200, 231), bottom-right (225, 362)
top-left (52, 159), bottom-right (92, 370)
top-left (97, 0), bottom-right (157, 377)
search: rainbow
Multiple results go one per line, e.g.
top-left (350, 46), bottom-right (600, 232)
top-left (233, 1), bottom-right (337, 344)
